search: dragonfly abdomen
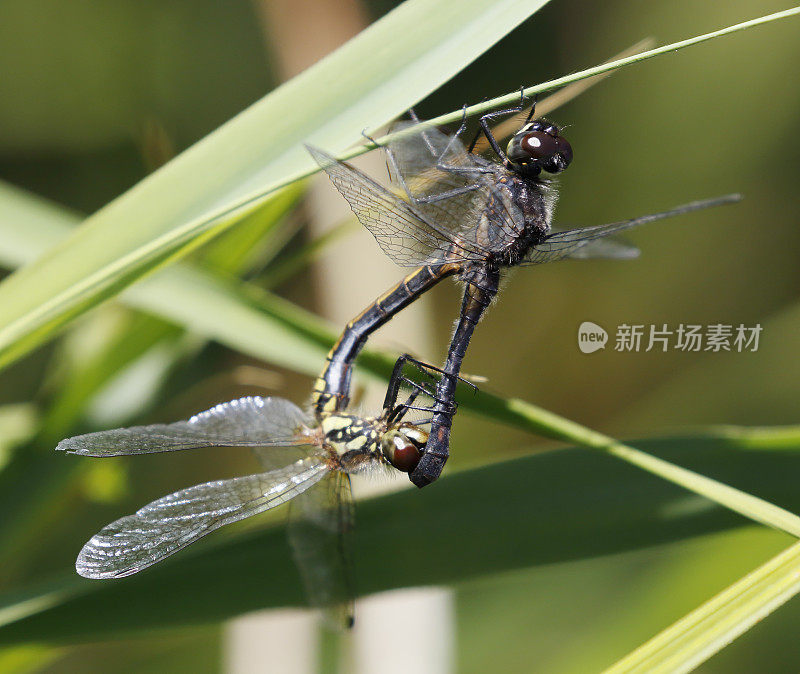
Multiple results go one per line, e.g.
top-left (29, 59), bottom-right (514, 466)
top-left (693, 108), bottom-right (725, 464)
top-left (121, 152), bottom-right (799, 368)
top-left (311, 264), bottom-right (457, 417)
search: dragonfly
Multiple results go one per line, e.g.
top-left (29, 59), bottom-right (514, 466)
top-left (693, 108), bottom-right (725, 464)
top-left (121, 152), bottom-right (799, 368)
top-left (307, 94), bottom-right (741, 488)
top-left (57, 381), bottom-right (432, 627)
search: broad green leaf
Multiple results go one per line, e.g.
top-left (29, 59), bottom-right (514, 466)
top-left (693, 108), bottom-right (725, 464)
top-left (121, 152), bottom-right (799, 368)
top-left (0, 182), bottom-right (340, 379)
top-left (453, 392), bottom-right (800, 537)
top-left (604, 538), bottom-right (800, 674)
top-left (1, 184), bottom-right (798, 539)
top-left (195, 182), bottom-right (305, 276)
top-left (1, 430), bottom-right (800, 643)
top-left (0, 0), bottom-right (549, 371)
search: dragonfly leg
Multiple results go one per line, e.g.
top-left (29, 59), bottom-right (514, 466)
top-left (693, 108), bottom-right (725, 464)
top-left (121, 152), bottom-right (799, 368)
top-left (411, 104), bottom-right (470, 158)
top-left (386, 377), bottom-right (448, 425)
top-left (385, 375), bottom-right (426, 424)
top-left (360, 128), bottom-right (380, 149)
top-left (392, 106), bottom-right (483, 204)
top-left (410, 268), bottom-right (500, 488)
top-left (391, 106), bottom-right (490, 208)
top-left (382, 135), bottom-right (419, 204)
top-left (399, 354), bottom-right (479, 393)
top-left (468, 87), bottom-right (527, 160)
top-left (433, 104), bottom-right (497, 178)
top-left (415, 183), bottom-right (482, 204)
top-left (384, 353), bottom-right (477, 413)
top-left (384, 357), bottom-right (458, 425)
top-left (408, 108), bottom-right (438, 158)
top-left (524, 92), bottom-right (538, 125)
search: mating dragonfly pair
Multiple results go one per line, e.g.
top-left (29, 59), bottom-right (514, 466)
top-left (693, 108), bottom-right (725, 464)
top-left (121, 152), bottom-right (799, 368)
top-left (59, 95), bottom-right (739, 625)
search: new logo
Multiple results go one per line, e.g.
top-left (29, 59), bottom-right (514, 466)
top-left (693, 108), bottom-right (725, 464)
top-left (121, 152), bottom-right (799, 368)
top-left (578, 321), bottom-right (608, 354)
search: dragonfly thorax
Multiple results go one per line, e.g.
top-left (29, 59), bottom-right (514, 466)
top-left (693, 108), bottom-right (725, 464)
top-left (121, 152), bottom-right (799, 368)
top-left (480, 169), bottom-right (555, 267)
top-left (320, 413), bottom-right (427, 474)
top-left (321, 414), bottom-right (381, 463)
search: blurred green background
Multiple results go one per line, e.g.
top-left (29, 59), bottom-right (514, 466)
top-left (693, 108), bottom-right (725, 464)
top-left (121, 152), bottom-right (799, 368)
top-left (0, 0), bottom-right (798, 672)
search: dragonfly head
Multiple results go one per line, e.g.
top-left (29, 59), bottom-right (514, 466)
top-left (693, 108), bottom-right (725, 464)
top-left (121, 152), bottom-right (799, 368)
top-left (506, 120), bottom-right (573, 176)
top-left (380, 422), bottom-right (428, 473)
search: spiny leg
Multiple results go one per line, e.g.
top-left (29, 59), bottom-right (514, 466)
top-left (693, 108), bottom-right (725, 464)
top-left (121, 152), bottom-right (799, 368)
top-left (468, 87), bottom-right (527, 160)
top-left (384, 353), bottom-right (477, 413)
top-left (386, 374), bottom-right (446, 426)
top-left (386, 106), bottom-right (484, 206)
top-left (384, 355), bottom-right (444, 416)
top-left (398, 354), bottom-right (479, 394)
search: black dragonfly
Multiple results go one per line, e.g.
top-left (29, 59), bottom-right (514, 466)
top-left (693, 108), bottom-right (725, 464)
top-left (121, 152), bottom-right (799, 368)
top-left (307, 95), bottom-right (740, 487)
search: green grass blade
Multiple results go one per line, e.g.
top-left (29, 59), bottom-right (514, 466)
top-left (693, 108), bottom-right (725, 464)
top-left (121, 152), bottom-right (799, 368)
top-left (1, 430), bottom-right (799, 643)
top-left (0, 182), bottom-right (337, 377)
top-left (467, 393), bottom-right (800, 537)
top-left (603, 538), bottom-right (800, 674)
top-left (196, 183), bottom-right (305, 276)
top-left (1, 184), bottom-right (797, 537)
top-left (0, 0), bottom-right (548, 372)
top-left (365, 6), bottom-right (800, 149)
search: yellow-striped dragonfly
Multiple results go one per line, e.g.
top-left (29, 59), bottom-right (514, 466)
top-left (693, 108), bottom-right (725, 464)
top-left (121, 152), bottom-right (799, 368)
top-left (58, 392), bottom-right (429, 627)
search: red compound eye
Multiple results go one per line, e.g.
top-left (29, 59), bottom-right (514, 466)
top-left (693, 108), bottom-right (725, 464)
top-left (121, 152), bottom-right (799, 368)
top-left (388, 437), bottom-right (421, 473)
top-left (519, 132), bottom-right (573, 174)
top-left (521, 131), bottom-right (560, 161)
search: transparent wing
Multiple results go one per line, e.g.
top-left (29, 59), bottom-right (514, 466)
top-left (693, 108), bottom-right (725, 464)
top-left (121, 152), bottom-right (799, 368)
top-left (526, 195), bottom-right (741, 265)
top-left (387, 120), bottom-right (476, 197)
top-left (288, 471), bottom-right (355, 629)
top-left (56, 397), bottom-right (312, 456)
top-left (76, 455), bottom-right (328, 579)
top-left (307, 144), bottom-right (487, 266)
top-left (386, 121), bottom-right (535, 256)
top-left (253, 442), bottom-right (318, 473)
top-left (387, 121), bottom-right (489, 214)
top-left (566, 237), bottom-right (640, 260)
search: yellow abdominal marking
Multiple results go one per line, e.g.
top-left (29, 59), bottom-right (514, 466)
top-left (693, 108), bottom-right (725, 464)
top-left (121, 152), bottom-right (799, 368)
top-left (345, 434), bottom-right (368, 450)
top-left (321, 415), bottom-right (353, 433)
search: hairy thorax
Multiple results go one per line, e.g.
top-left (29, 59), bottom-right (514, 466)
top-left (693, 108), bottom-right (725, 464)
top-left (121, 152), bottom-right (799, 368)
top-left (474, 165), bottom-right (556, 268)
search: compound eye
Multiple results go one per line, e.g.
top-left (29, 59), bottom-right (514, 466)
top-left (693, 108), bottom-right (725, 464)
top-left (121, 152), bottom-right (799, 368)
top-left (542, 136), bottom-right (573, 173)
top-left (521, 131), bottom-right (560, 162)
top-left (386, 435), bottom-right (421, 473)
top-left (556, 136), bottom-right (573, 166)
top-left (534, 134), bottom-right (573, 174)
